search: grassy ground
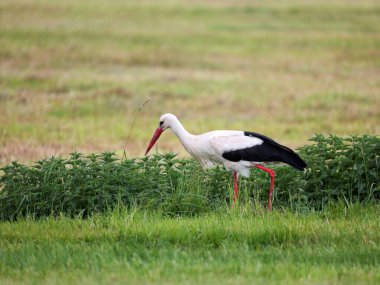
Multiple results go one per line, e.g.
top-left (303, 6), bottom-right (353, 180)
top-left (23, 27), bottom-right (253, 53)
top-left (0, 205), bottom-right (379, 285)
top-left (1, 2), bottom-right (379, 284)
top-left (1, 0), bottom-right (380, 164)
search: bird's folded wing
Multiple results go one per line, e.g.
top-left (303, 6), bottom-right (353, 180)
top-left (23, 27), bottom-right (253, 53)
top-left (209, 135), bottom-right (263, 156)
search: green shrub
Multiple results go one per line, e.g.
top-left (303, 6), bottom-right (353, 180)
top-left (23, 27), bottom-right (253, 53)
top-left (268, 134), bottom-right (380, 211)
top-left (0, 152), bottom-right (228, 220)
top-left (0, 135), bottom-right (378, 220)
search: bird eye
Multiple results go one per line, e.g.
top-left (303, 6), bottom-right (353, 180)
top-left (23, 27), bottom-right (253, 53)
top-left (159, 121), bottom-right (164, 126)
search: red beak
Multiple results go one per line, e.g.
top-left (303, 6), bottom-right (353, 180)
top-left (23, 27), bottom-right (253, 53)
top-left (145, 127), bottom-right (164, 155)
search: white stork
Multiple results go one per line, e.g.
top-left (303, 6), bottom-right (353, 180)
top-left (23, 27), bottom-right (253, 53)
top-left (145, 113), bottom-right (307, 210)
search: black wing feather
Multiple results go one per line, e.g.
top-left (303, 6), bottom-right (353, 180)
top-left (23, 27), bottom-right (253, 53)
top-left (222, 131), bottom-right (307, 171)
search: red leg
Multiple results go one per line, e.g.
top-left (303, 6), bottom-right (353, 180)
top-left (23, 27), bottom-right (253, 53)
top-left (233, 171), bottom-right (238, 203)
top-left (255, 165), bottom-right (275, 211)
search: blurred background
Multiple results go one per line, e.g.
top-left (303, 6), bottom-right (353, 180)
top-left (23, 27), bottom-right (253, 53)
top-left (1, 0), bottom-right (379, 165)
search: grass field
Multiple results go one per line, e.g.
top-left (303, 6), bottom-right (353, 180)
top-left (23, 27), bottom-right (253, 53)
top-left (1, 1), bottom-right (379, 284)
top-left (1, 205), bottom-right (379, 285)
top-left (1, 0), bottom-right (380, 164)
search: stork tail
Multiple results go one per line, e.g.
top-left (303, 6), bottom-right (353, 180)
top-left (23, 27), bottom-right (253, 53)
top-left (279, 149), bottom-right (307, 170)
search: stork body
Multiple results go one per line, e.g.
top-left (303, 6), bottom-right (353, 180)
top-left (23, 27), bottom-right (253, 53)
top-left (145, 113), bottom-right (307, 210)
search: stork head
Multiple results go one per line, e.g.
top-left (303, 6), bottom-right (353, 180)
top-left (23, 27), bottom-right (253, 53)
top-left (145, 113), bottom-right (178, 155)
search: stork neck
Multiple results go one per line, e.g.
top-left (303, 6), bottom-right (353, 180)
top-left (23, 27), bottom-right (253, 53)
top-left (170, 119), bottom-right (195, 146)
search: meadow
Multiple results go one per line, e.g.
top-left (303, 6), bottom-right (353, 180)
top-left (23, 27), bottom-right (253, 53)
top-left (1, 206), bottom-right (379, 285)
top-left (1, 0), bottom-right (380, 284)
top-left (1, 0), bottom-right (380, 164)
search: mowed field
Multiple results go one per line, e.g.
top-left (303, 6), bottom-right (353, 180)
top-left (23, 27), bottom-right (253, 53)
top-left (1, 0), bottom-right (379, 164)
top-left (1, 1), bottom-right (380, 284)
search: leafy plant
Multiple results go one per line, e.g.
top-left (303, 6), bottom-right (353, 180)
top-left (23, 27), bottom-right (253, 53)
top-left (265, 134), bottom-right (380, 211)
top-left (0, 135), bottom-right (378, 220)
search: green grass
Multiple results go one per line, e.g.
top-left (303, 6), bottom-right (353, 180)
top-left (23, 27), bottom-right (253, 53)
top-left (1, 0), bottom-right (380, 164)
top-left (1, 2), bottom-right (379, 283)
top-left (1, 205), bottom-right (379, 285)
